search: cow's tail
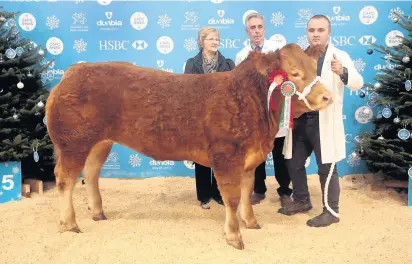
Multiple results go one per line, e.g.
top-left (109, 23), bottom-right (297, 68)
top-left (45, 72), bottom-right (64, 166)
top-left (52, 144), bottom-right (60, 164)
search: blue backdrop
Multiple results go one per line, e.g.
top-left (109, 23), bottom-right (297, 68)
top-left (2, 0), bottom-right (410, 179)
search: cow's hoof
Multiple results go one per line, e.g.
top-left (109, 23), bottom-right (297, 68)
top-left (59, 221), bottom-right (82, 233)
top-left (68, 227), bottom-right (82, 233)
top-left (241, 218), bottom-right (261, 229)
top-left (226, 238), bottom-right (245, 250)
top-left (92, 213), bottom-right (107, 221)
top-left (247, 223), bottom-right (261, 229)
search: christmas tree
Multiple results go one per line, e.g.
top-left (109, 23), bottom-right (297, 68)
top-left (0, 7), bottom-right (55, 181)
top-left (356, 11), bottom-right (412, 181)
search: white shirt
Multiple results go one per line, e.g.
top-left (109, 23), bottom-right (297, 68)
top-left (235, 39), bottom-right (284, 66)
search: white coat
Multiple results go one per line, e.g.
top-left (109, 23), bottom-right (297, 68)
top-left (235, 39), bottom-right (287, 137)
top-left (317, 43), bottom-right (364, 164)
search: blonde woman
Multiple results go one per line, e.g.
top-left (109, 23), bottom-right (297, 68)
top-left (184, 27), bottom-right (235, 209)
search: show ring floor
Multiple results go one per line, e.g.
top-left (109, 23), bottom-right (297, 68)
top-left (0, 174), bottom-right (411, 264)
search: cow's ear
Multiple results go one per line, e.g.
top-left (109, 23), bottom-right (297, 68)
top-left (304, 45), bottom-right (325, 60)
top-left (255, 51), bottom-right (280, 76)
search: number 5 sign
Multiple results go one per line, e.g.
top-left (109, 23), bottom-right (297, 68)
top-left (0, 162), bottom-right (22, 204)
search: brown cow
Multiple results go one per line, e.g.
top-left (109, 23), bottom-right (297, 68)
top-left (45, 43), bottom-right (332, 250)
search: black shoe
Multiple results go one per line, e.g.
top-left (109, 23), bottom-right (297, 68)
top-left (251, 192), bottom-right (266, 205)
top-left (280, 195), bottom-right (293, 207)
top-left (200, 200), bottom-right (211, 209)
top-left (277, 200), bottom-right (312, 215)
top-left (307, 210), bottom-right (340, 227)
top-left (213, 197), bottom-right (224, 206)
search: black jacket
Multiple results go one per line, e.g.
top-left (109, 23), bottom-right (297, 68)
top-left (184, 50), bottom-right (235, 74)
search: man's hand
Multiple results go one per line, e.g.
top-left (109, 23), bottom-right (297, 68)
top-left (331, 53), bottom-right (344, 75)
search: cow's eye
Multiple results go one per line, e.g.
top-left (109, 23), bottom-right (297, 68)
top-left (291, 72), bottom-right (299, 77)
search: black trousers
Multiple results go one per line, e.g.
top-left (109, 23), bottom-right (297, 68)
top-left (285, 111), bottom-right (340, 212)
top-left (195, 163), bottom-right (221, 202)
top-left (254, 136), bottom-right (293, 197)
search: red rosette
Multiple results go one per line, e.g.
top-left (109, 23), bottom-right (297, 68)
top-left (268, 69), bottom-right (288, 88)
top-left (268, 69), bottom-right (288, 111)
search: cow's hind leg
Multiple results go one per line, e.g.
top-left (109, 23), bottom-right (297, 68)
top-left (240, 169), bottom-right (260, 229)
top-left (54, 150), bottom-right (87, 233)
top-left (83, 140), bottom-right (113, 221)
top-left (217, 176), bottom-right (243, 249)
top-left (210, 142), bottom-right (245, 250)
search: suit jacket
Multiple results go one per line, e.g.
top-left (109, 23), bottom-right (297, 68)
top-left (184, 50), bottom-right (235, 74)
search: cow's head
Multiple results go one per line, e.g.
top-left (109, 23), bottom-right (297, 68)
top-left (252, 43), bottom-right (332, 118)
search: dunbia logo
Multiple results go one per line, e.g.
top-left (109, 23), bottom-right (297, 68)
top-left (156, 60), bottom-right (173, 73)
top-left (326, 6), bottom-right (350, 27)
top-left (150, 159), bottom-right (175, 169)
top-left (97, 12), bottom-right (122, 30)
top-left (208, 10), bottom-right (235, 27)
top-left (41, 60), bottom-right (64, 84)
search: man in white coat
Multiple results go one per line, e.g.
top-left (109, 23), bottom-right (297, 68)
top-left (278, 15), bottom-right (364, 227)
top-left (236, 12), bottom-right (293, 207)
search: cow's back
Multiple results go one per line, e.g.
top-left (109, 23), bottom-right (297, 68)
top-left (46, 62), bottom-right (237, 163)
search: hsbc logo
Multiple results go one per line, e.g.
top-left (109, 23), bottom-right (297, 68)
top-left (132, 40), bottom-right (148, 50)
top-left (359, 35), bottom-right (376, 45)
top-left (219, 38), bottom-right (241, 49)
top-left (345, 134), bottom-right (364, 144)
top-left (329, 36), bottom-right (355, 46)
top-left (349, 89), bottom-right (372, 96)
top-left (99, 40), bottom-right (129, 51)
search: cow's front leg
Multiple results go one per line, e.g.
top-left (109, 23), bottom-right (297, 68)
top-left (240, 169), bottom-right (260, 229)
top-left (209, 141), bottom-right (245, 250)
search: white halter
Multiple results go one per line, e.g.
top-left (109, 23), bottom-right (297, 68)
top-left (267, 75), bottom-right (321, 111)
top-left (295, 76), bottom-right (321, 111)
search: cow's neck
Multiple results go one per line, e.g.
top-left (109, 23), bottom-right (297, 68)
top-left (251, 70), bottom-right (286, 142)
top-left (231, 57), bottom-right (285, 146)
top-left (266, 89), bottom-right (285, 140)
